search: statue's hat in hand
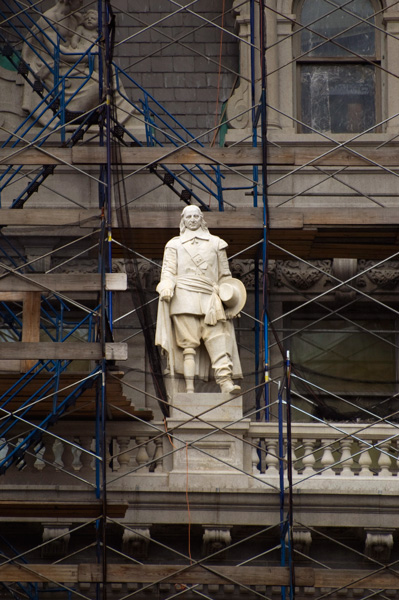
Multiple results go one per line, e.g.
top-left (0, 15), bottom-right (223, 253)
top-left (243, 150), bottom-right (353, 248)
top-left (219, 278), bottom-right (247, 318)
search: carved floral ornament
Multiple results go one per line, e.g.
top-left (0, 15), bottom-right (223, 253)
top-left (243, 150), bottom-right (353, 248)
top-left (269, 259), bottom-right (399, 292)
top-left (47, 258), bottom-right (399, 292)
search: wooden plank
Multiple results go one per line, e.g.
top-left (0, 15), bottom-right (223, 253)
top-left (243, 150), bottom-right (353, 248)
top-left (0, 343), bottom-right (128, 361)
top-left (21, 292), bottom-right (41, 373)
top-left (0, 273), bottom-right (126, 292)
top-left (313, 569), bottom-right (399, 589)
top-left (297, 146), bottom-right (399, 167)
top-left (0, 501), bottom-right (127, 518)
top-left (2, 144), bottom-right (399, 167)
top-left (0, 564), bottom-right (79, 583)
top-left (0, 147), bottom-right (72, 166)
top-left (2, 207), bottom-right (399, 230)
top-left (0, 208), bottom-right (100, 227)
top-left (0, 564), bottom-right (396, 587)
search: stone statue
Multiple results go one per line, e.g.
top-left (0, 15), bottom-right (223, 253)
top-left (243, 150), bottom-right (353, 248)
top-left (20, 0), bottom-right (143, 135)
top-left (155, 205), bottom-right (246, 395)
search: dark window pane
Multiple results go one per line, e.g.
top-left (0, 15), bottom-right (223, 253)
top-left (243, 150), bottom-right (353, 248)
top-left (301, 0), bottom-right (375, 57)
top-left (300, 64), bottom-right (376, 133)
top-left (291, 317), bottom-right (396, 396)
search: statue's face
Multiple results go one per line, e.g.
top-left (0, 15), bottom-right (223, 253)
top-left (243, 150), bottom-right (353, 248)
top-left (84, 11), bottom-right (97, 30)
top-left (183, 207), bottom-right (202, 231)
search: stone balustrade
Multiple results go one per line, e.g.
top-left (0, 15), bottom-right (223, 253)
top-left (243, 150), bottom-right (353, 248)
top-left (5, 420), bottom-right (399, 486)
top-left (248, 421), bottom-right (399, 482)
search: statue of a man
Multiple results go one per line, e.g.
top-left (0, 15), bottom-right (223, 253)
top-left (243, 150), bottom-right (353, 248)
top-left (155, 205), bottom-right (246, 395)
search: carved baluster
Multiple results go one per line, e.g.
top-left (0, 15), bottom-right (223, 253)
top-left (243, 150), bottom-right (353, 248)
top-left (265, 439), bottom-right (279, 476)
top-left (251, 438), bottom-right (260, 474)
top-left (320, 439), bottom-right (336, 476)
top-left (135, 437), bottom-right (150, 472)
top-left (339, 439), bottom-right (354, 477)
top-left (117, 436), bottom-right (133, 472)
top-left (52, 439), bottom-right (64, 471)
top-left (79, 437), bottom-right (94, 472)
top-left (377, 441), bottom-right (392, 477)
top-left (291, 439), bottom-right (300, 477)
top-left (34, 443), bottom-right (47, 471)
top-left (153, 437), bottom-right (164, 473)
top-left (301, 439), bottom-right (316, 476)
top-left (61, 441), bottom-right (75, 472)
top-left (358, 441), bottom-right (373, 477)
top-left (71, 442), bottom-right (82, 472)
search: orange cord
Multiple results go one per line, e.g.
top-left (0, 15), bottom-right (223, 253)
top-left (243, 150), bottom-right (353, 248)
top-left (164, 416), bottom-right (176, 449)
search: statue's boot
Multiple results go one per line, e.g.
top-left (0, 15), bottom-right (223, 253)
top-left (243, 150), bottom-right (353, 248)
top-left (204, 335), bottom-right (240, 395)
top-left (183, 348), bottom-right (196, 393)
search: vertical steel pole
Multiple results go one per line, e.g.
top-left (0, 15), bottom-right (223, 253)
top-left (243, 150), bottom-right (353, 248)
top-left (259, 0), bottom-right (270, 419)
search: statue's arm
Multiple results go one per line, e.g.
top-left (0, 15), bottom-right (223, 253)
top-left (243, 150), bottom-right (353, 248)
top-left (217, 239), bottom-right (232, 281)
top-left (156, 244), bottom-right (177, 302)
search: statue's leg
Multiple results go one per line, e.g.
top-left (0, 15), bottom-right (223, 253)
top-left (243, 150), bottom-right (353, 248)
top-left (172, 315), bottom-right (200, 394)
top-left (204, 333), bottom-right (241, 395)
top-left (182, 348), bottom-right (196, 394)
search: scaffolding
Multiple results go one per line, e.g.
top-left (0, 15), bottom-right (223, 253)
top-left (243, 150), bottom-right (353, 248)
top-left (0, 0), bottom-right (398, 599)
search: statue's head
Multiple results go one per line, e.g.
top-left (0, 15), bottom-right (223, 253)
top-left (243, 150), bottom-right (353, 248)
top-left (180, 205), bottom-right (208, 234)
top-left (83, 9), bottom-right (98, 30)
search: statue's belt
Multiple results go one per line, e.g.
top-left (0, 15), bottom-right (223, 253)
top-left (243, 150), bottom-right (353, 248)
top-left (175, 277), bottom-right (225, 326)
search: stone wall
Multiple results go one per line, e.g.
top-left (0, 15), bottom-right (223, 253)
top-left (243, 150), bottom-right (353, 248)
top-left (113, 0), bottom-right (238, 143)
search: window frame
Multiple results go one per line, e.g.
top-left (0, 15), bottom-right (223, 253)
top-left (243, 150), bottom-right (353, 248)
top-left (294, 0), bottom-right (382, 134)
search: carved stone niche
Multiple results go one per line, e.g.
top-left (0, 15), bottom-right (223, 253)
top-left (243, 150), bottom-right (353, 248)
top-left (41, 523), bottom-right (71, 558)
top-left (365, 528), bottom-right (394, 562)
top-left (292, 527), bottom-right (312, 556)
top-left (202, 527), bottom-right (232, 557)
top-left (122, 526), bottom-right (151, 559)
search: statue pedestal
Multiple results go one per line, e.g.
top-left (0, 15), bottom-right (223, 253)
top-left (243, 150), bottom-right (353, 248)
top-left (167, 393), bottom-right (251, 490)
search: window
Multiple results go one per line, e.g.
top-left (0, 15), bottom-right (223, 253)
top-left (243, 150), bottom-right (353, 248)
top-left (296, 0), bottom-right (380, 134)
top-left (287, 305), bottom-right (398, 422)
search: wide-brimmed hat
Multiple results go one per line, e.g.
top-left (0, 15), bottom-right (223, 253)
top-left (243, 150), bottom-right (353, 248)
top-left (219, 278), bottom-right (247, 318)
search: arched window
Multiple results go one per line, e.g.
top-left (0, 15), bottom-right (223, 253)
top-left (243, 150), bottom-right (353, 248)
top-left (296, 0), bottom-right (380, 133)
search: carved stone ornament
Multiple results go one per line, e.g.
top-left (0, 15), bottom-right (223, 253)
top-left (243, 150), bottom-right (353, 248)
top-left (202, 527), bottom-right (232, 557)
top-left (358, 259), bottom-right (399, 290)
top-left (365, 528), bottom-right (394, 562)
top-left (41, 523), bottom-right (71, 558)
top-left (292, 528), bottom-right (312, 556)
top-left (271, 260), bottom-right (332, 290)
top-left (230, 259), bottom-right (257, 290)
top-left (122, 526), bottom-right (151, 559)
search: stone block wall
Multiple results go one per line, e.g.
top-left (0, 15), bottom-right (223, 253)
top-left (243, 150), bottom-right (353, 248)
top-left (112, 0), bottom-right (238, 143)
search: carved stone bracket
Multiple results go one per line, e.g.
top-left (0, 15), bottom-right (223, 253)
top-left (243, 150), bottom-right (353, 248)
top-left (202, 527), bottom-right (232, 557)
top-left (365, 528), bottom-right (394, 562)
top-left (122, 526), bottom-right (151, 559)
top-left (358, 259), bottom-right (399, 290)
top-left (41, 523), bottom-right (71, 558)
top-left (292, 527), bottom-right (312, 556)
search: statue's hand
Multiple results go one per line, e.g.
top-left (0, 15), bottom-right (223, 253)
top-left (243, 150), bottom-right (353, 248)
top-left (160, 288), bottom-right (173, 302)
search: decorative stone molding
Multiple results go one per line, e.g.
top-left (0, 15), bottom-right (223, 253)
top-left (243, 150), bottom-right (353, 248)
top-left (230, 259), bottom-right (256, 290)
top-left (358, 259), bottom-right (399, 290)
top-left (41, 523), bottom-right (71, 558)
top-left (51, 258), bottom-right (99, 273)
top-left (292, 527), bottom-right (312, 556)
top-left (332, 258), bottom-right (358, 301)
top-left (122, 526), bottom-right (151, 559)
top-left (202, 527), bottom-right (232, 557)
top-left (365, 528), bottom-right (394, 562)
top-left (271, 259), bottom-right (332, 290)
